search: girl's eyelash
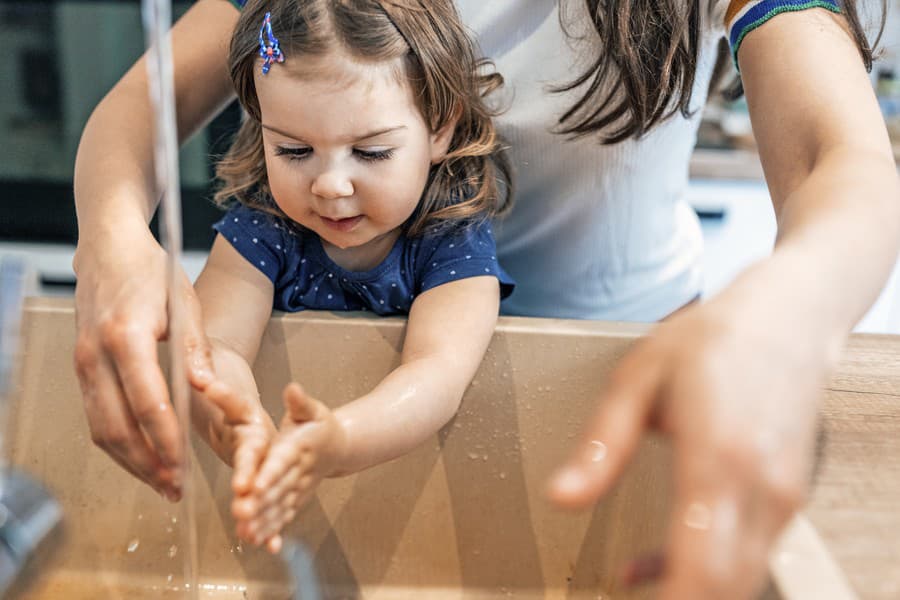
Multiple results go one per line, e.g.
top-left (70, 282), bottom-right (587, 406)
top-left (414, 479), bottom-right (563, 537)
top-left (274, 147), bottom-right (311, 160)
top-left (354, 148), bottom-right (394, 162)
top-left (273, 146), bottom-right (394, 162)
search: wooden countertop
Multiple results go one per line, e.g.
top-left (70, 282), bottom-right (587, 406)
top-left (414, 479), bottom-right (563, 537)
top-left (806, 333), bottom-right (900, 599)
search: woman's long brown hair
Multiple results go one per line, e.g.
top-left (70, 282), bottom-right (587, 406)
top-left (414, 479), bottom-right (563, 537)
top-left (215, 0), bottom-right (512, 237)
top-left (555, 0), bottom-right (886, 144)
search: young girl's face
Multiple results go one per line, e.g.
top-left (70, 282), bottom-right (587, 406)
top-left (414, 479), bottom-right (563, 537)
top-left (255, 52), bottom-right (454, 257)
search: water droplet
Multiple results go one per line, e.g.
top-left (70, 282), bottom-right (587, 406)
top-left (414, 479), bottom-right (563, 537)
top-left (167, 574), bottom-right (173, 583)
top-left (499, 472), bottom-right (507, 480)
top-left (168, 544), bottom-right (178, 558)
top-left (684, 502), bottom-right (712, 530)
top-left (481, 454), bottom-right (488, 461)
top-left (127, 539), bottom-right (140, 553)
top-left (467, 452), bottom-right (479, 460)
top-left (171, 516), bottom-right (178, 524)
top-left (137, 514), bottom-right (143, 521)
top-left (590, 440), bottom-right (608, 462)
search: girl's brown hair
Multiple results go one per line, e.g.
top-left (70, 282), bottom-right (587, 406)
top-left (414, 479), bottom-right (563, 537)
top-left (555, 0), bottom-right (886, 144)
top-left (215, 0), bottom-right (512, 236)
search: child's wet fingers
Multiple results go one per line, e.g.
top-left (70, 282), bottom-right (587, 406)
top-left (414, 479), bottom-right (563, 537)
top-left (295, 472), bottom-right (317, 497)
top-left (232, 493), bottom-right (260, 521)
top-left (260, 464), bottom-right (301, 506)
top-left (280, 490), bottom-right (300, 513)
top-left (266, 534), bottom-right (284, 554)
top-left (254, 506), bottom-right (297, 545)
top-left (255, 439), bottom-right (308, 492)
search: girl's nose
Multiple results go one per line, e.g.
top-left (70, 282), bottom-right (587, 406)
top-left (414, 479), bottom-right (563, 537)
top-left (311, 169), bottom-right (354, 200)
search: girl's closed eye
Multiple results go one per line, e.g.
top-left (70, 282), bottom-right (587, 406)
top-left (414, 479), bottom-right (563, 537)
top-left (354, 147), bottom-right (394, 162)
top-left (274, 146), bottom-right (312, 161)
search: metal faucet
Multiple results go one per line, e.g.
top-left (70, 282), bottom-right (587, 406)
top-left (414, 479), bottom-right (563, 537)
top-left (0, 258), bottom-right (64, 597)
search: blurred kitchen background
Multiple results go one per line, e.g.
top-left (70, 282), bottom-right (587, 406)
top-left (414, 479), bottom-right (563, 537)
top-left (1, 0), bottom-right (898, 332)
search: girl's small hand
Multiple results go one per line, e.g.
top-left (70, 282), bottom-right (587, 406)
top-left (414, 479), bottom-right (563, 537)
top-left (548, 297), bottom-right (826, 599)
top-left (233, 383), bottom-right (347, 553)
top-left (201, 381), bottom-right (277, 494)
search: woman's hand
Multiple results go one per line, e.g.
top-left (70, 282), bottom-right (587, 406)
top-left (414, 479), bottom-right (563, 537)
top-left (232, 383), bottom-right (348, 554)
top-left (549, 296), bottom-right (828, 599)
top-left (73, 234), bottom-right (213, 501)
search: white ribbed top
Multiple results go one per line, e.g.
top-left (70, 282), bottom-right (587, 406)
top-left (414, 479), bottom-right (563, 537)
top-left (456, 1), bottom-right (730, 320)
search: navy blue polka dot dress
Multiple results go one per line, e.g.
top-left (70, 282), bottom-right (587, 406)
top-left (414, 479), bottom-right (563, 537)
top-left (213, 205), bottom-right (514, 315)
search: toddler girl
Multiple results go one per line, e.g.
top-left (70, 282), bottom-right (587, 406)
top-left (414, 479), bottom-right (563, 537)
top-left (191, 0), bottom-right (513, 553)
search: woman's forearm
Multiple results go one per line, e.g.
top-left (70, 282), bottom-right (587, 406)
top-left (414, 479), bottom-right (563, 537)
top-left (715, 148), bottom-right (900, 363)
top-left (73, 0), bottom-right (238, 253)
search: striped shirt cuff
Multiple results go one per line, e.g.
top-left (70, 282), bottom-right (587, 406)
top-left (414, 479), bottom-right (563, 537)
top-left (725, 0), bottom-right (841, 69)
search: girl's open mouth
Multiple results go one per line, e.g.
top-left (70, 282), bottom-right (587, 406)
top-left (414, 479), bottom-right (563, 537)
top-left (320, 215), bottom-right (363, 232)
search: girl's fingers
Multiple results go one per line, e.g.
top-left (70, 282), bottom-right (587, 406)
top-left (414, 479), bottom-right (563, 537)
top-left (254, 434), bottom-right (312, 492)
top-left (265, 534), bottom-right (283, 554)
top-left (547, 349), bottom-right (663, 508)
top-left (255, 506), bottom-right (298, 547)
top-left (260, 464), bottom-right (301, 507)
top-left (283, 382), bottom-right (320, 423)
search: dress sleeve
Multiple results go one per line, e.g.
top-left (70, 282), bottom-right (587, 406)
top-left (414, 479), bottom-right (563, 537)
top-left (227, 0), bottom-right (247, 9)
top-left (723, 0), bottom-right (840, 68)
top-left (212, 205), bottom-right (289, 283)
top-left (416, 222), bottom-right (515, 300)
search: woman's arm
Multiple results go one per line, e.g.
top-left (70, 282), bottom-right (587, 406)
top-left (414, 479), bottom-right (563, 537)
top-left (735, 8), bottom-right (900, 350)
top-left (71, 0), bottom-right (239, 499)
top-left (549, 8), bottom-right (899, 600)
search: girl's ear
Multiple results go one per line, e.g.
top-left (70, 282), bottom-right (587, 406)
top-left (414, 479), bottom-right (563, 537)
top-left (429, 107), bottom-right (461, 164)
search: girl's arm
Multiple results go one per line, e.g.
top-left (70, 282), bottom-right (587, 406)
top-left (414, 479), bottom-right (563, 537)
top-left (236, 276), bottom-right (501, 550)
top-left (192, 235), bottom-right (279, 489)
top-left (72, 0), bottom-right (239, 499)
top-left (549, 8), bottom-right (900, 600)
top-left (332, 275), bottom-right (501, 474)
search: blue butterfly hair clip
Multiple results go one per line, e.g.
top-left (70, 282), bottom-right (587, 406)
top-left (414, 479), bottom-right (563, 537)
top-left (258, 12), bottom-right (285, 74)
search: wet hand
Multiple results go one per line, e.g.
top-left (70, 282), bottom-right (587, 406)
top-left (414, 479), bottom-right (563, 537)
top-left (548, 300), bottom-right (824, 599)
top-left (73, 237), bottom-right (214, 501)
top-left (200, 380), bottom-right (277, 486)
top-left (232, 383), bottom-right (347, 553)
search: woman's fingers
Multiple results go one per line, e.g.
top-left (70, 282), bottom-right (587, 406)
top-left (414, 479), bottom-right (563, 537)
top-left (231, 423), bottom-right (270, 495)
top-left (547, 347), bottom-right (663, 508)
top-left (657, 424), bottom-right (803, 600)
top-left (112, 331), bottom-right (185, 468)
top-left (76, 340), bottom-right (181, 500)
top-left (181, 279), bottom-right (215, 390)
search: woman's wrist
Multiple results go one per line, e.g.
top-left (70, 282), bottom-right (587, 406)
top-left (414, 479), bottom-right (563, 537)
top-left (710, 252), bottom-right (849, 371)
